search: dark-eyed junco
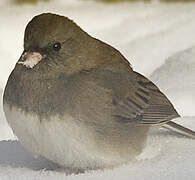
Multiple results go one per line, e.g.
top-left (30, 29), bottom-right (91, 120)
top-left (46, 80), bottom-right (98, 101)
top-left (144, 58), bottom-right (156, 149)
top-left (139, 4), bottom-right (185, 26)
top-left (3, 13), bottom-right (195, 171)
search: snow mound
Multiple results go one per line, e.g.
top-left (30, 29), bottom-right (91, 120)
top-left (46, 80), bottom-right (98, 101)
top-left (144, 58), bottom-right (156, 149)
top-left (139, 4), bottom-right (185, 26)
top-left (0, 140), bottom-right (60, 171)
top-left (150, 46), bottom-right (195, 116)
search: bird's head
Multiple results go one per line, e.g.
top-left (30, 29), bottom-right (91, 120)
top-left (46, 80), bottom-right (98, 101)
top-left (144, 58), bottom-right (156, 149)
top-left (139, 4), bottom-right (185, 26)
top-left (16, 13), bottom-right (131, 76)
top-left (17, 13), bottom-right (96, 75)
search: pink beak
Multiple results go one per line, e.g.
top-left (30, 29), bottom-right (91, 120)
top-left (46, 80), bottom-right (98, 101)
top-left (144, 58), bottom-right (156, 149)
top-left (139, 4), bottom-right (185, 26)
top-left (17, 51), bottom-right (44, 69)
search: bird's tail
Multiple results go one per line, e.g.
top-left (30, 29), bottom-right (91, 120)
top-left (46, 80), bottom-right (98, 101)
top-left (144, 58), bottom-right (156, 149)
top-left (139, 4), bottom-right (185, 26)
top-left (163, 121), bottom-right (195, 139)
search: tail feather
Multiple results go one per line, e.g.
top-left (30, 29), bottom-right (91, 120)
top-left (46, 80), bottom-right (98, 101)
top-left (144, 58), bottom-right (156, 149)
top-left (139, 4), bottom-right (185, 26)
top-left (163, 121), bottom-right (195, 139)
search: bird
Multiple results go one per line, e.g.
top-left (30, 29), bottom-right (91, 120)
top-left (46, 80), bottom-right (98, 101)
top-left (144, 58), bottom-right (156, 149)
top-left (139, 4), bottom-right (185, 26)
top-left (3, 13), bottom-right (195, 172)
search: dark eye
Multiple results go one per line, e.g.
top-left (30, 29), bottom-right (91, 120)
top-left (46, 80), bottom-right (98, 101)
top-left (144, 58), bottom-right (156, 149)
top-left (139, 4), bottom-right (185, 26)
top-left (53, 42), bottom-right (61, 51)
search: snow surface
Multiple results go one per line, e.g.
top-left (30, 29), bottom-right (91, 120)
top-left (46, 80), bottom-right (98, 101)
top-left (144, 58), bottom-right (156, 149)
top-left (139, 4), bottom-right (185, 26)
top-left (0, 0), bottom-right (195, 179)
top-left (150, 46), bottom-right (195, 117)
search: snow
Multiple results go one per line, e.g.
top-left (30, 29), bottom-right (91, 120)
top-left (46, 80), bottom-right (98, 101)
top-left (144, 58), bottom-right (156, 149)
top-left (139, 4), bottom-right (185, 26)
top-left (0, 0), bottom-right (195, 179)
top-left (150, 46), bottom-right (195, 117)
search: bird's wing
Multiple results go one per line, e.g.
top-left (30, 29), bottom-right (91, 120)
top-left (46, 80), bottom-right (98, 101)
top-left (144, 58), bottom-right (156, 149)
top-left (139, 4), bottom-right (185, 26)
top-left (111, 71), bottom-right (180, 125)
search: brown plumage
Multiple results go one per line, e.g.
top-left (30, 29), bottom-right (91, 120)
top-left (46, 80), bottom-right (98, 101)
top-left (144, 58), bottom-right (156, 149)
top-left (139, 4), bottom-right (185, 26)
top-left (3, 13), bottom-right (195, 171)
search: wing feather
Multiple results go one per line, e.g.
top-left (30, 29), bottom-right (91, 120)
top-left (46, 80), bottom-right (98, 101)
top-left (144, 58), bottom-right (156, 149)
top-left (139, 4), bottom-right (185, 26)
top-left (113, 72), bottom-right (180, 125)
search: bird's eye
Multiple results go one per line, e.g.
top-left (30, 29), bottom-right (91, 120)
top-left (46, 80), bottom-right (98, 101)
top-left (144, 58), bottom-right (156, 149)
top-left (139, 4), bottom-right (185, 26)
top-left (53, 42), bottom-right (61, 51)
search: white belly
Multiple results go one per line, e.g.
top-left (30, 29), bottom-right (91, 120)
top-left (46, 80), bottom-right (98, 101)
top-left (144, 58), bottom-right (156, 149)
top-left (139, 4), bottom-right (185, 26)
top-left (3, 104), bottom-right (131, 170)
